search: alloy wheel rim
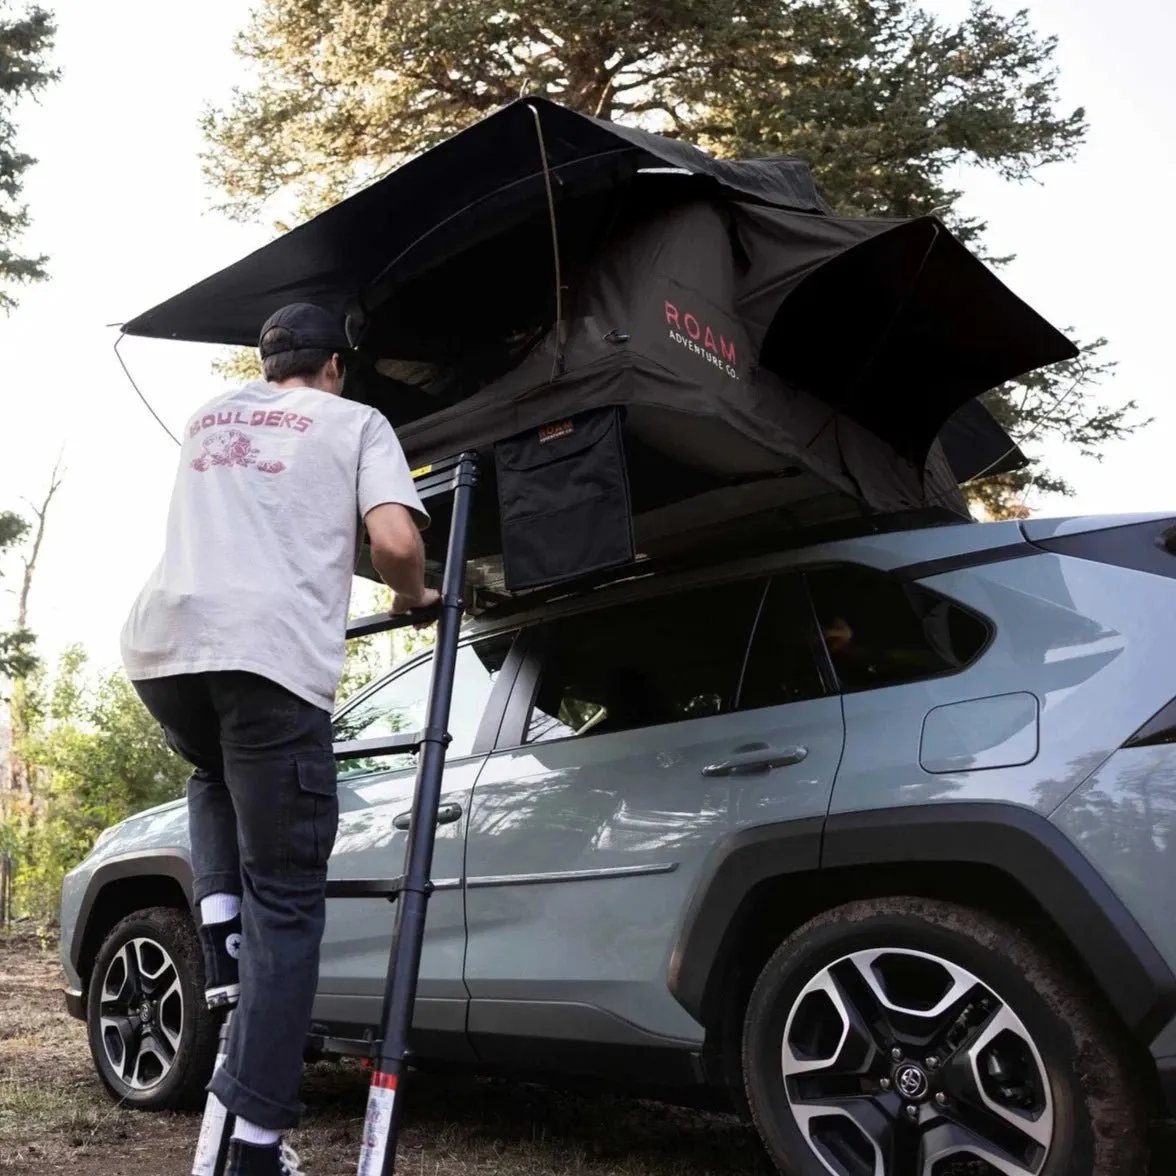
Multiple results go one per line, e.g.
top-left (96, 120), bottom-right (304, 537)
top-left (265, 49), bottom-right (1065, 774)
top-left (98, 936), bottom-right (184, 1091)
top-left (780, 947), bottom-right (1053, 1176)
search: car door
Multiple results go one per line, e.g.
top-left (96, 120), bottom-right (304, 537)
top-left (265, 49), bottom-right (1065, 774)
top-left (461, 571), bottom-right (846, 1069)
top-left (311, 628), bottom-right (519, 1058)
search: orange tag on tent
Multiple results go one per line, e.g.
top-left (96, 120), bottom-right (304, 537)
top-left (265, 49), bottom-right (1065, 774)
top-left (539, 420), bottom-right (574, 443)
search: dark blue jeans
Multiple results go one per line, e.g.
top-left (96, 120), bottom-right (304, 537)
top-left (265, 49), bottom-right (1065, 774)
top-left (133, 671), bottom-right (337, 1130)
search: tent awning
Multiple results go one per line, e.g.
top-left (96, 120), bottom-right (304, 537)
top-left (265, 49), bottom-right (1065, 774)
top-left (122, 97), bottom-right (831, 348)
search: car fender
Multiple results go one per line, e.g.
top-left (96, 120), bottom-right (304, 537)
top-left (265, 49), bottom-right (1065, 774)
top-left (666, 816), bottom-right (823, 1028)
top-left (666, 802), bottom-right (1176, 1047)
top-left (70, 848), bottom-right (194, 976)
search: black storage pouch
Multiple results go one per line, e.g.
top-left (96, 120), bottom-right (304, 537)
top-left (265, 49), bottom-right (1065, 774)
top-left (494, 406), bottom-right (634, 591)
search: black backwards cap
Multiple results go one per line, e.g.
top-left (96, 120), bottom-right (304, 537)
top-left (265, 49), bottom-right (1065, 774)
top-left (258, 302), bottom-right (352, 358)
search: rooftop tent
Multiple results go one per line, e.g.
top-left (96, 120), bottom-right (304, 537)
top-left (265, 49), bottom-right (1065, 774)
top-left (122, 97), bottom-right (1067, 595)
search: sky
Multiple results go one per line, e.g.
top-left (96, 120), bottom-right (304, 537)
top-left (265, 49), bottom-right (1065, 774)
top-left (0, 0), bottom-right (1173, 676)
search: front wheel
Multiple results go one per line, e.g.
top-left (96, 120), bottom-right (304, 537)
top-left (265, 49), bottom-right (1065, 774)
top-left (86, 905), bottom-right (219, 1110)
top-left (741, 896), bottom-right (1147, 1176)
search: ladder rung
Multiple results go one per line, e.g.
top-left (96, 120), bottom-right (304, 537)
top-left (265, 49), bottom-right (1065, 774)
top-left (410, 452), bottom-right (466, 481)
top-left (346, 601), bottom-right (440, 640)
top-left (307, 1032), bottom-right (381, 1059)
top-left (415, 470), bottom-right (462, 502)
top-left (333, 733), bottom-right (420, 760)
top-left (411, 451), bottom-right (478, 502)
top-left (325, 877), bottom-right (405, 899)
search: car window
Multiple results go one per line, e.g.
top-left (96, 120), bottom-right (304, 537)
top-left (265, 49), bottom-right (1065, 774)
top-left (805, 564), bottom-right (990, 691)
top-left (739, 574), bottom-right (828, 709)
top-left (525, 578), bottom-right (767, 744)
top-left (333, 632), bottom-right (515, 777)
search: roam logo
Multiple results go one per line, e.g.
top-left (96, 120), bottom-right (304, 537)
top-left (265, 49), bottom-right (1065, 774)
top-left (664, 301), bottom-right (739, 379)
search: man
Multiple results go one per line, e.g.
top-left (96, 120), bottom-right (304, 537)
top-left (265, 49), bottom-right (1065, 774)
top-left (121, 303), bottom-right (438, 1176)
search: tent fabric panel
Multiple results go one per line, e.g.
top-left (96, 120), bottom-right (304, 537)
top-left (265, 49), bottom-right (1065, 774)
top-left (732, 202), bottom-right (895, 339)
top-left (396, 343), bottom-right (965, 520)
top-left (939, 399), bottom-right (1026, 483)
top-left (121, 98), bottom-right (831, 348)
top-left (751, 215), bottom-right (1077, 464)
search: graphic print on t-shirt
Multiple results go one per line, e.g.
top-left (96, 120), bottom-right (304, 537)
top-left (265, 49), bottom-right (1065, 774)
top-left (187, 407), bottom-right (317, 476)
top-left (191, 428), bottom-right (286, 474)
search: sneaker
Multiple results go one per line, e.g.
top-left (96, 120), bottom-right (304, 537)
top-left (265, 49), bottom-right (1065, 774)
top-left (226, 1139), bottom-right (304, 1176)
top-left (198, 915), bottom-right (242, 1009)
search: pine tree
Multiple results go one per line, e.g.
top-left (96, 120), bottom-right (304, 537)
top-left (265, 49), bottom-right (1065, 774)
top-left (0, 2), bottom-right (58, 312)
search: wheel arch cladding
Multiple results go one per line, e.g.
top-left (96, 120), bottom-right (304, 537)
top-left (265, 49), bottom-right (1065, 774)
top-left (74, 850), bottom-right (194, 981)
top-left (666, 816), bottom-right (824, 1029)
top-left (666, 803), bottom-right (1176, 1048)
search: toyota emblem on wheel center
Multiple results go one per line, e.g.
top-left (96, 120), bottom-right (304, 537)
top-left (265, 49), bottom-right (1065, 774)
top-left (895, 1064), bottom-right (929, 1100)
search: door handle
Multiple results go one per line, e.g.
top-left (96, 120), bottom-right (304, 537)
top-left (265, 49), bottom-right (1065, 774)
top-left (701, 744), bottom-right (808, 778)
top-left (392, 801), bottom-right (463, 831)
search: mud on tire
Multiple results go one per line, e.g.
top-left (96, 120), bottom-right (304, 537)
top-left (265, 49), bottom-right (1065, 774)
top-left (741, 896), bottom-right (1148, 1176)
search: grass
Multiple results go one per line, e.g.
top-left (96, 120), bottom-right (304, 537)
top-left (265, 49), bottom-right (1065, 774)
top-left (0, 929), bottom-right (770, 1175)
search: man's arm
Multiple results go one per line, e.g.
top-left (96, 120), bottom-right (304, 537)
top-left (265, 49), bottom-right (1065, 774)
top-left (356, 410), bottom-right (437, 615)
top-left (364, 502), bottom-right (438, 613)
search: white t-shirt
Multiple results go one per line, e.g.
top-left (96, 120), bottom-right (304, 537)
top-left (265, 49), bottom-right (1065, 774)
top-left (121, 380), bottom-right (428, 712)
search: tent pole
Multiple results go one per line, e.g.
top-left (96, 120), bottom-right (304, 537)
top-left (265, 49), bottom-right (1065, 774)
top-left (526, 102), bottom-right (566, 380)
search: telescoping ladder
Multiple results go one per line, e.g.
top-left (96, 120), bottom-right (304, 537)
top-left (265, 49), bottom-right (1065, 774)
top-left (192, 452), bottom-right (480, 1176)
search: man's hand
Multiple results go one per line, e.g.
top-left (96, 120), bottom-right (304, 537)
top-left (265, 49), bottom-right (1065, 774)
top-left (391, 586), bottom-right (441, 628)
top-left (366, 503), bottom-right (437, 623)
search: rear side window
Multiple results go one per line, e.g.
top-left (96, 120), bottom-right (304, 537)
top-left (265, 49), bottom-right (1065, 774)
top-left (805, 564), bottom-right (989, 691)
top-left (740, 574), bottom-right (829, 709)
top-left (525, 578), bottom-right (767, 743)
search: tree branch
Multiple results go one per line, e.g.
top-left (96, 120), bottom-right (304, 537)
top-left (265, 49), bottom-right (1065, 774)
top-left (16, 450), bottom-right (64, 630)
top-left (611, 62), bottom-right (694, 93)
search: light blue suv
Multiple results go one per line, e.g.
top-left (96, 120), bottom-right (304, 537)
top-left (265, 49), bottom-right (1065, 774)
top-left (59, 510), bottom-right (1176, 1175)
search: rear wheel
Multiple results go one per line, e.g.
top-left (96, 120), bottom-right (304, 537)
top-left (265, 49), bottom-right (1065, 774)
top-left (741, 896), bottom-right (1147, 1176)
top-left (86, 906), bottom-right (219, 1110)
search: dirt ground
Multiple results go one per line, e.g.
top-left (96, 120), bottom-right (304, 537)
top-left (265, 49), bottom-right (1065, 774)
top-left (0, 930), bottom-right (773, 1176)
top-left (5, 930), bottom-right (1174, 1176)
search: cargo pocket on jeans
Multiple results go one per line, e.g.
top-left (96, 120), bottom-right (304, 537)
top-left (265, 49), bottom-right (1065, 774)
top-left (295, 753), bottom-right (340, 875)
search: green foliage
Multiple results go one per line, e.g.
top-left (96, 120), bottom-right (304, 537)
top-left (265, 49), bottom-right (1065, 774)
top-left (340, 580), bottom-right (435, 703)
top-left (212, 346), bottom-right (263, 386)
top-left (202, 0), bottom-right (769, 220)
top-left (704, 1), bottom-right (1086, 251)
top-left (202, 0), bottom-right (1085, 235)
top-left (337, 630), bottom-right (385, 703)
top-left (200, 0), bottom-right (1134, 512)
top-left (13, 647), bottom-right (189, 923)
top-left (0, 508), bottom-right (25, 549)
top-left (0, 3), bottom-right (58, 311)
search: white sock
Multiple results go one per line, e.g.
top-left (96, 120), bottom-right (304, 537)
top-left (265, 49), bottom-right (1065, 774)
top-left (200, 893), bottom-right (241, 926)
top-left (232, 1118), bottom-right (281, 1147)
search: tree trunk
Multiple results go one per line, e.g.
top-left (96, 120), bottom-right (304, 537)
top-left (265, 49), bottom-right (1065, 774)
top-left (1, 453), bottom-right (64, 926)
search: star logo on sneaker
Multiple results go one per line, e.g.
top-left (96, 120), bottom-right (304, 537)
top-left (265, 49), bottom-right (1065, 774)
top-left (225, 932), bottom-right (242, 959)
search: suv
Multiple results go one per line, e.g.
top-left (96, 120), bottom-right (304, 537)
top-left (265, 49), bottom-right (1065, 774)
top-left (60, 511), bottom-right (1176, 1176)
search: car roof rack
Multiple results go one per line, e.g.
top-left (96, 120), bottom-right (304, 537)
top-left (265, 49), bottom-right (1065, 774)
top-left (456, 498), bottom-right (968, 626)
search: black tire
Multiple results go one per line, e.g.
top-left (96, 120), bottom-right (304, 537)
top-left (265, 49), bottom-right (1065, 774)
top-left (86, 905), bottom-right (219, 1111)
top-left (741, 896), bottom-right (1147, 1176)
